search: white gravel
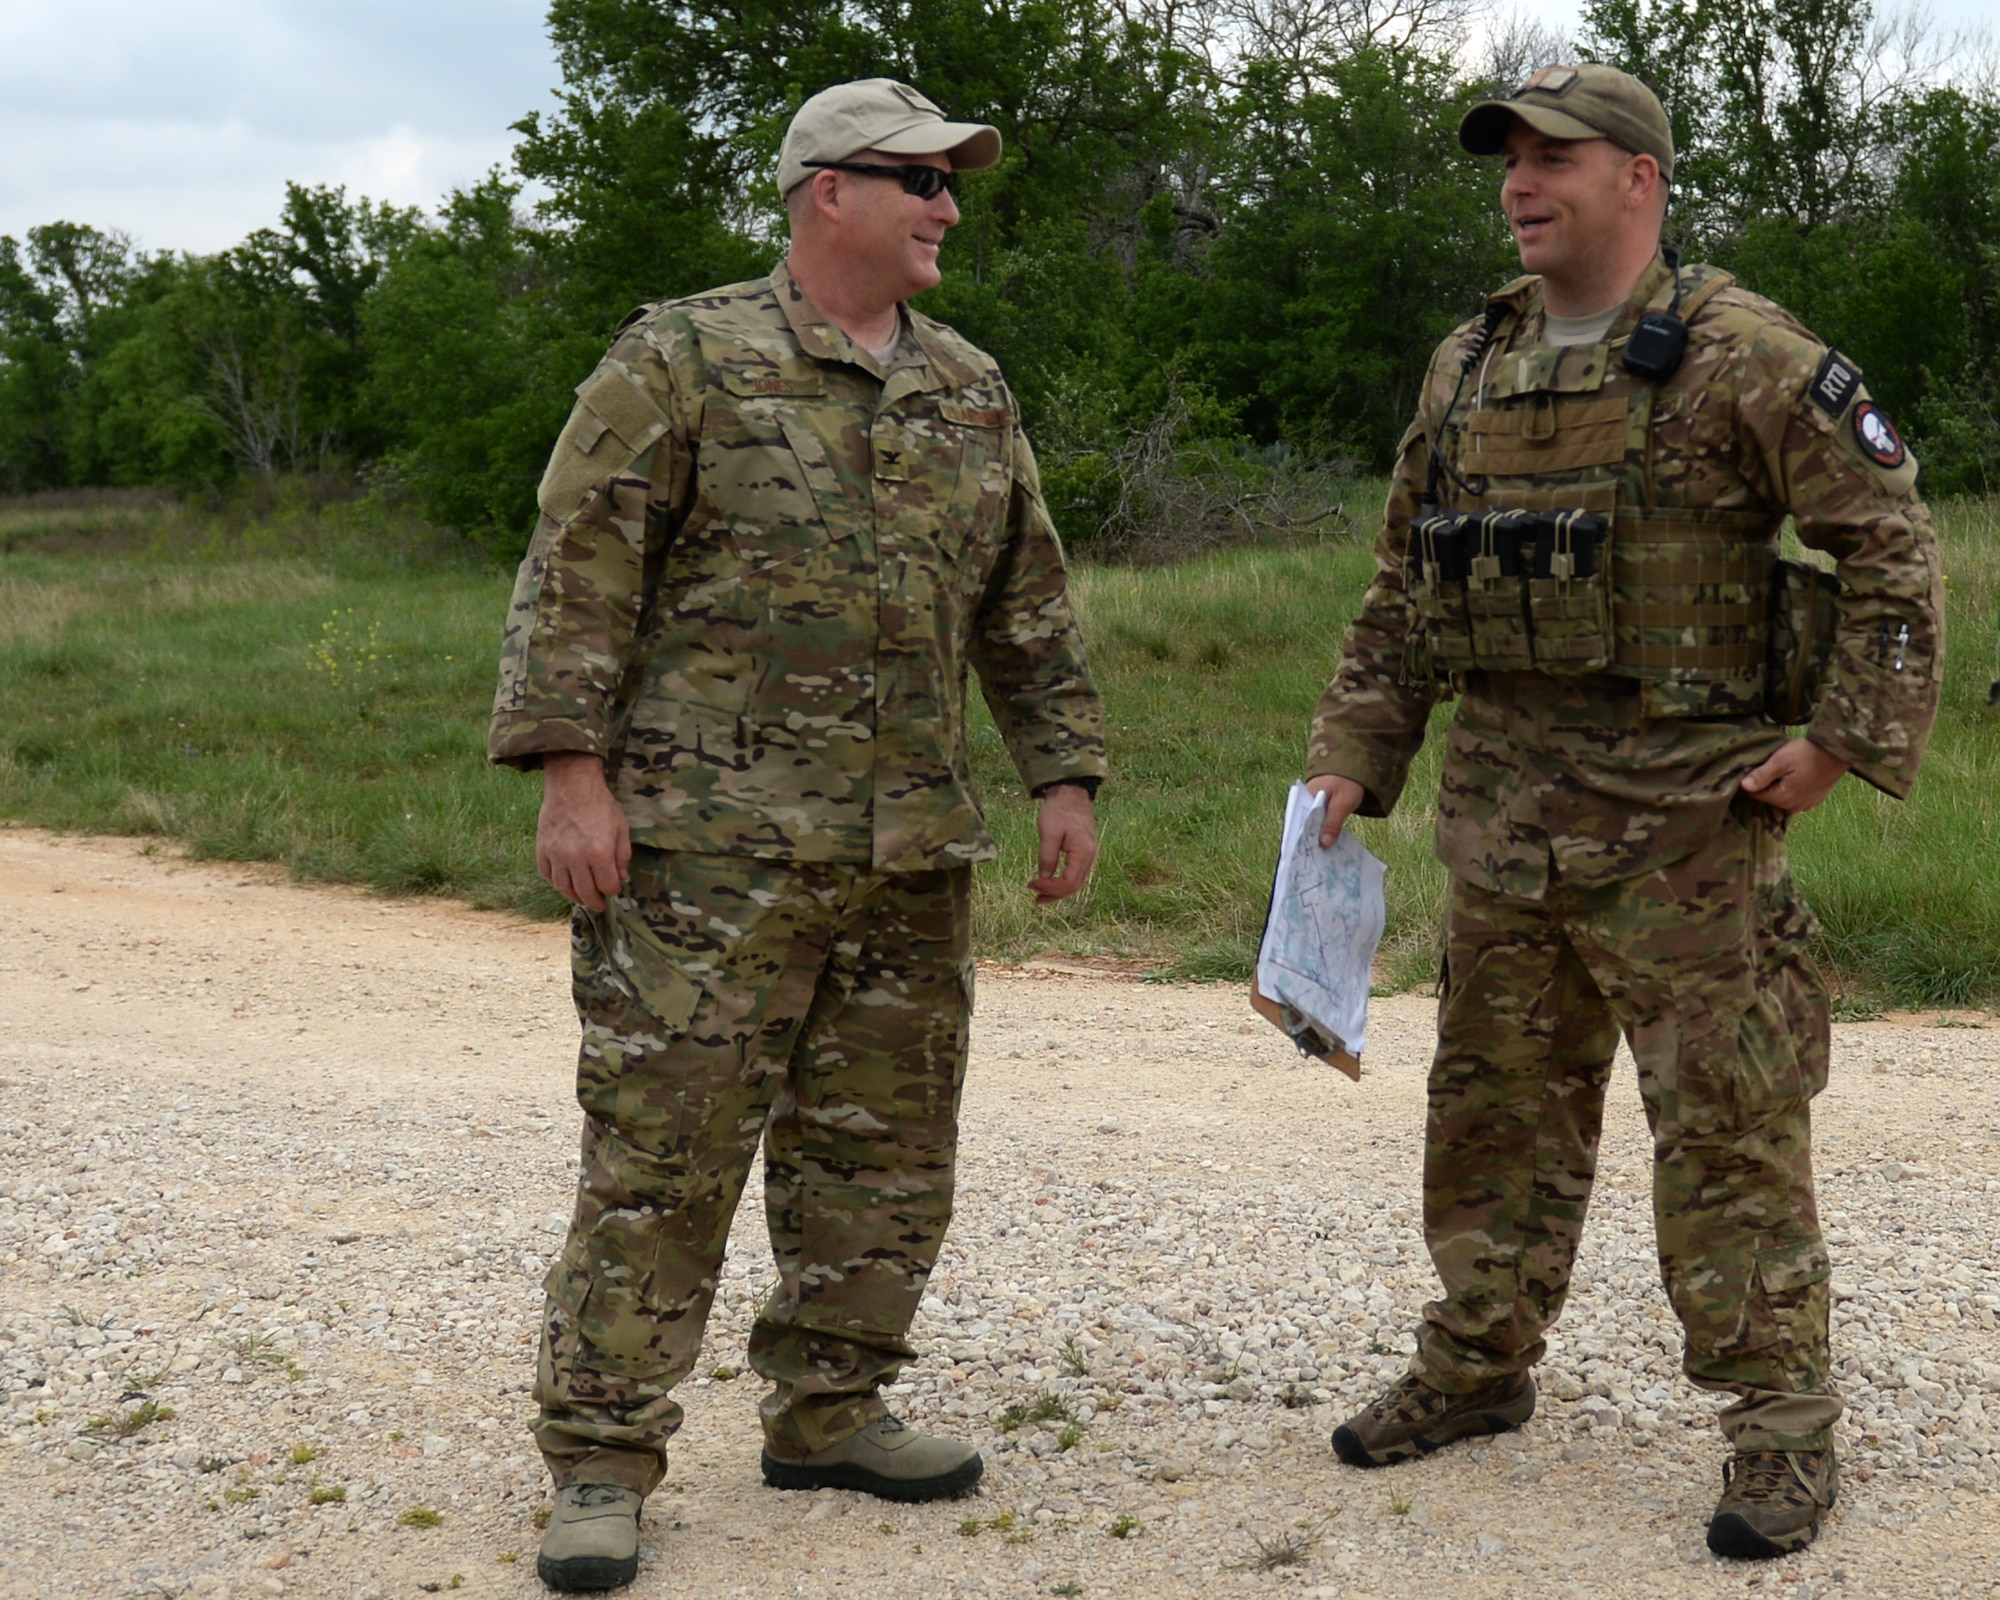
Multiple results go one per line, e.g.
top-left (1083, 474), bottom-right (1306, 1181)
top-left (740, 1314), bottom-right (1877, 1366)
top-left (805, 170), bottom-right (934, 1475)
top-left (1, 826), bottom-right (1997, 1599)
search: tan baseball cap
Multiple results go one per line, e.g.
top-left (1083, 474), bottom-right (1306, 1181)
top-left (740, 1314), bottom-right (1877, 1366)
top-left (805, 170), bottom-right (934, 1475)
top-left (1459, 63), bottom-right (1675, 181)
top-left (776, 78), bottom-right (1002, 196)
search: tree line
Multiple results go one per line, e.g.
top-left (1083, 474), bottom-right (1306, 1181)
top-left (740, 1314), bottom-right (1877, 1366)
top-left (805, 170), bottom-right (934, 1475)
top-left (2, 0), bottom-right (1997, 558)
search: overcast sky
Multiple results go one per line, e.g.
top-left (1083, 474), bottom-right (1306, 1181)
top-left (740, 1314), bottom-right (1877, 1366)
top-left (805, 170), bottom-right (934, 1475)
top-left (1, 0), bottom-right (1992, 258)
top-left (0, 0), bottom-right (558, 254)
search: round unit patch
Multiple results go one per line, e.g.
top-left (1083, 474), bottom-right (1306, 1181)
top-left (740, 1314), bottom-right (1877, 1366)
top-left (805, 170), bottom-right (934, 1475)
top-left (1853, 401), bottom-right (1906, 469)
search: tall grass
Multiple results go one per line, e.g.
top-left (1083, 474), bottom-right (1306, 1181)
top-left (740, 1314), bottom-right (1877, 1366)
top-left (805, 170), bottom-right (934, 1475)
top-left (1794, 497), bottom-right (2000, 1005)
top-left (1, 490), bottom-right (1995, 1004)
top-left (0, 541), bottom-right (563, 918)
top-left (966, 531), bottom-right (1450, 988)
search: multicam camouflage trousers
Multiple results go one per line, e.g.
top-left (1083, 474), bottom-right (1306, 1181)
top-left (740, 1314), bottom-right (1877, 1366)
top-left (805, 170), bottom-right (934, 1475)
top-left (1414, 797), bottom-right (1839, 1452)
top-left (532, 849), bottom-right (973, 1494)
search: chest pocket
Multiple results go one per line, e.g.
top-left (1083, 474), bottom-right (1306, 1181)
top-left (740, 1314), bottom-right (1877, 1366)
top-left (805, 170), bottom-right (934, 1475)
top-left (936, 397), bottom-right (1010, 574)
top-left (871, 392), bottom-right (1011, 585)
top-left (1464, 393), bottom-right (1629, 476)
top-left (697, 370), bottom-right (845, 571)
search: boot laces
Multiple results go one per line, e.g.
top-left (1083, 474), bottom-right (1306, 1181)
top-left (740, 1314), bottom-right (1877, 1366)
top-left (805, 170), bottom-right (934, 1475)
top-left (1377, 1374), bottom-right (1450, 1425)
top-left (1722, 1451), bottom-right (1828, 1509)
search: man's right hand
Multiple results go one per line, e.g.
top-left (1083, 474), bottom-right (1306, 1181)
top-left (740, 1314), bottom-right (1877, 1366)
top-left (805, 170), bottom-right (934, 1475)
top-left (1306, 774), bottom-right (1367, 848)
top-left (537, 752), bottom-right (631, 911)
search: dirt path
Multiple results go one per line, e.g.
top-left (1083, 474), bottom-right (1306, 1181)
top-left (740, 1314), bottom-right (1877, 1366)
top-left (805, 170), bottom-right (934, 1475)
top-left (1, 826), bottom-right (1996, 1600)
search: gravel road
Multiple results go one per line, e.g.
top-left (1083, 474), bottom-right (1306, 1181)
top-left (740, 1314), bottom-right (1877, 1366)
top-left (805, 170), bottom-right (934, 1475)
top-left (2, 827), bottom-right (1997, 1600)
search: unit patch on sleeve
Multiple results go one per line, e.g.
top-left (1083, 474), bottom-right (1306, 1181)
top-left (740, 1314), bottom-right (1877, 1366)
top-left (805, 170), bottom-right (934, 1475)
top-left (1809, 349), bottom-right (1862, 417)
top-left (1852, 401), bottom-right (1907, 469)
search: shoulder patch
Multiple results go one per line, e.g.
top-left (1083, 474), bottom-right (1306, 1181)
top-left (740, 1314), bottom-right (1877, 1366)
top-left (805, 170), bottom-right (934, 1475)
top-left (1809, 349), bottom-right (1862, 417)
top-left (1852, 401), bottom-right (1906, 469)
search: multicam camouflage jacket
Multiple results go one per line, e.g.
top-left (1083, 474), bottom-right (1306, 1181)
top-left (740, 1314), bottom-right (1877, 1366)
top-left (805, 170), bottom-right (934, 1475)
top-left (490, 263), bottom-right (1107, 872)
top-left (1308, 254), bottom-right (1943, 896)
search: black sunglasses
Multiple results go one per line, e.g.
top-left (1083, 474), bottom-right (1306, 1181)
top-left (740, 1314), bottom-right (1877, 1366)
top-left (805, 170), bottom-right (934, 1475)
top-left (802, 160), bottom-right (958, 200)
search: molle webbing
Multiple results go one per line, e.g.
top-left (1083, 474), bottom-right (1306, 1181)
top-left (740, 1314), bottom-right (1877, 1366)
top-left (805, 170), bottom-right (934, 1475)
top-left (1406, 262), bottom-right (1778, 700)
top-left (1611, 506), bottom-right (1777, 679)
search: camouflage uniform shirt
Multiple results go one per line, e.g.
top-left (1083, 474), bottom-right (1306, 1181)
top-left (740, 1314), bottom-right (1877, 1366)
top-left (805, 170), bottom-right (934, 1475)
top-left (1308, 254), bottom-right (1943, 896)
top-left (490, 263), bottom-right (1107, 871)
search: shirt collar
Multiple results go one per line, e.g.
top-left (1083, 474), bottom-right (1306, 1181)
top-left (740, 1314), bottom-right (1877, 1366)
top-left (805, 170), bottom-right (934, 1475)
top-left (1516, 251), bottom-right (1679, 348)
top-left (772, 260), bottom-right (979, 393)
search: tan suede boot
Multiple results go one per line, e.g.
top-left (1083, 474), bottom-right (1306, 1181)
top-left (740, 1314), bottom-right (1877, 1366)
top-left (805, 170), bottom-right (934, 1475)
top-left (537, 1483), bottom-right (642, 1592)
top-left (761, 1414), bottom-right (983, 1501)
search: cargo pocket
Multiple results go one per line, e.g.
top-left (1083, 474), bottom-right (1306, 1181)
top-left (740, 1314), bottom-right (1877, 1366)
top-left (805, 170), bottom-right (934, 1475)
top-left (576, 902), bottom-right (706, 1032)
top-left (940, 958), bottom-right (977, 1123)
top-left (543, 1236), bottom-right (676, 1382)
top-left (572, 902), bottom-right (709, 1147)
top-left (1736, 807), bottom-right (1830, 1121)
top-left (1744, 1236), bottom-right (1831, 1357)
top-left (1734, 987), bottom-right (1809, 1119)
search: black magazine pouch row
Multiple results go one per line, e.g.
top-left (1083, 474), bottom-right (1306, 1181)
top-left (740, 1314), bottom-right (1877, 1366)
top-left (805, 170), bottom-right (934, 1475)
top-left (1409, 509), bottom-right (1610, 674)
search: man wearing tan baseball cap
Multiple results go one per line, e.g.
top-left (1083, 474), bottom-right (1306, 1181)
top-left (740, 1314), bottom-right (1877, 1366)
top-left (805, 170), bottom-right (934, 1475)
top-left (1458, 61), bottom-right (1676, 180)
top-left (776, 76), bottom-right (1001, 198)
top-left (509, 75), bottom-right (1105, 1593)
top-left (1304, 54), bottom-right (1938, 1570)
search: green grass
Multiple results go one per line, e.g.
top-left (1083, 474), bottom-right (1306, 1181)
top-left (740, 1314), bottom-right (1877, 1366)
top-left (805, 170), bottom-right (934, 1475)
top-left (967, 521), bottom-right (1451, 989)
top-left (2, 489), bottom-right (1996, 1005)
top-left (1794, 496), bottom-right (2000, 1008)
top-left (0, 546), bottom-right (564, 919)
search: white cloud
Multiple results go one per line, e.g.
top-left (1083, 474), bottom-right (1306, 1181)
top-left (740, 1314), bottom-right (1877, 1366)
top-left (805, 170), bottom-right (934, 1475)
top-left (0, 0), bottom-right (552, 253)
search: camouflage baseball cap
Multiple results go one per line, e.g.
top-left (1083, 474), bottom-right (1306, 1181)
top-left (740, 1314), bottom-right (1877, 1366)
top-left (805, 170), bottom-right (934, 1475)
top-left (1459, 63), bottom-right (1675, 181)
top-left (776, 78), bottom-right (1002, 196)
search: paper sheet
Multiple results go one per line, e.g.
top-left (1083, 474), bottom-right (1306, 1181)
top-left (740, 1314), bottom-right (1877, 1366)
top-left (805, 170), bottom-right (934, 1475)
top-left (1251, 781), bottom-right (1387, 1075)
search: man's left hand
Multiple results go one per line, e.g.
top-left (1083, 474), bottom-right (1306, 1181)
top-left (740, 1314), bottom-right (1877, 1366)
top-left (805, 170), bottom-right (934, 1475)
top-left (1029, 784), bottom-right (1098, 904)
top-left (1740, 737), bottom-right (1850, 814)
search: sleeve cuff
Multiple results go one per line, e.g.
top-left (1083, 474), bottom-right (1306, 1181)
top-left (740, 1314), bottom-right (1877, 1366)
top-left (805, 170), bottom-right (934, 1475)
top-left (486, 719), bottom-right (606, 773)
top-left (1304, 751), bottom-right (1400, 819)
top-left (1802, 718), bottom-right (1913, 802)
top-left (1030, 776), bottom-right (1101, 800)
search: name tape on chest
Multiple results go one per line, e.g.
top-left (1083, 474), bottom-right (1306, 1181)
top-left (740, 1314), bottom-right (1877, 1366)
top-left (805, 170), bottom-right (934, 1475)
top-left (1809, 349), bottom-right (1861, 417)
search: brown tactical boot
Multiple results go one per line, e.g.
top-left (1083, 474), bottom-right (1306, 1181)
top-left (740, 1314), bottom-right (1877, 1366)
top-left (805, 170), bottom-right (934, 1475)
top-left (536, 1482), bottom-right (642, 1592)
top-left (762, 1414), bottom-right (983, 1501)
top-left (1706, 1448), bottom-right (1838, 1559)
top-left (1331, 1371), bottom-right (1536, 1467)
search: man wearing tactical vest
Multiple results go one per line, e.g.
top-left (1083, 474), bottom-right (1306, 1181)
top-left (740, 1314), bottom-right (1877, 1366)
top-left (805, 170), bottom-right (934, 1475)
top-left (1303, 64), bottom-right (1942, 1559)
top-left (491, 80), bottom-right (1107, 1590)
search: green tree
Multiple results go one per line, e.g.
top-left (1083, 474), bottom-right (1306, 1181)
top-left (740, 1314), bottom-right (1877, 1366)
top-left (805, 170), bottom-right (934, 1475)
top-left (1581, 0), bottom-right (1900, 243)
top-left (513, 0), bottom-right (1189, 367)
top-left (69, 187), bottom-right (421, 492)
top-left (1179, 47), bottom-right (1515, 456)
top-left (0, 223), bottom-right (142, 491)
top-left (1892, 87), bottom-right (2000, 491)
top-left (364, 175), bottom-right (585, 548)
top-left (0, 236), bottom-right (70, 492)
